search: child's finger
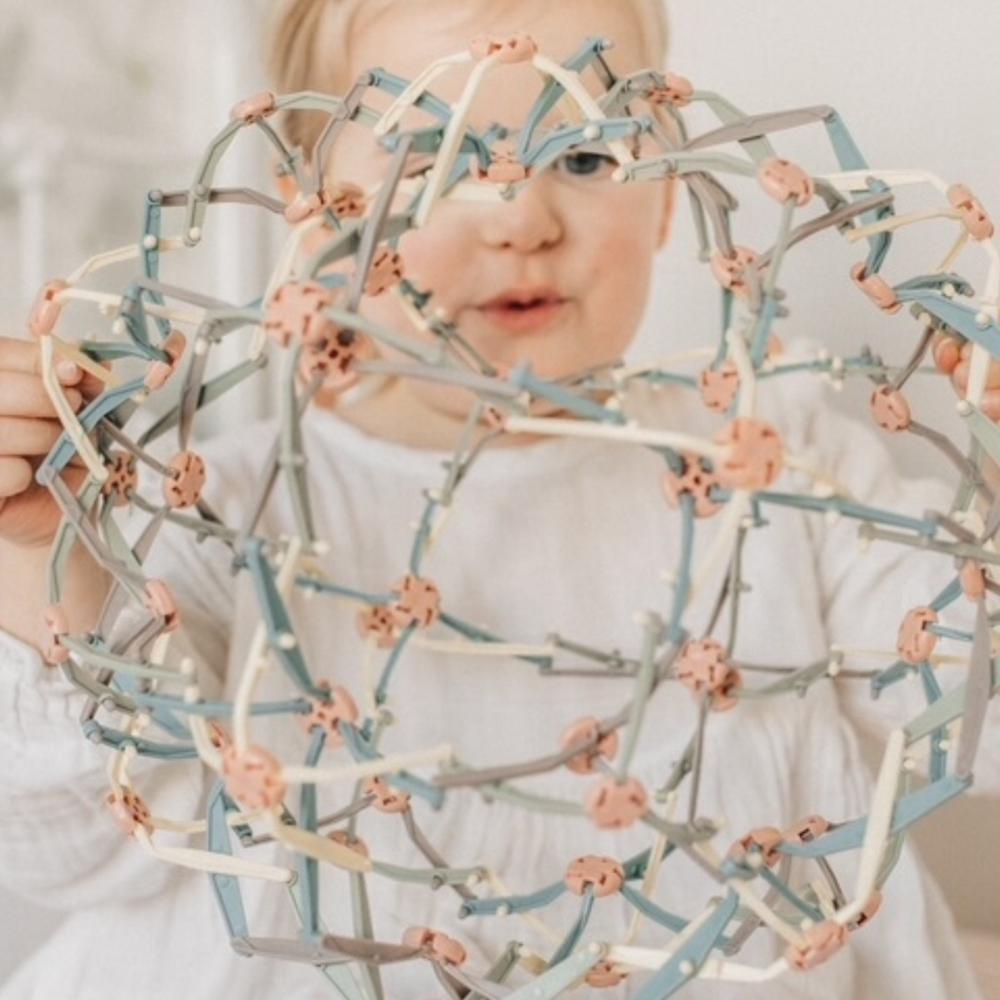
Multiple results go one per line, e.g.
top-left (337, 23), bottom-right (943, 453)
top-left (932, 336), bottom-right (1000, 390)
top-left (951, 357), bottom-right (1000, 395)
top-left (0, 337), bottom-right (110, 411)
top-left (76, 364), bottom-right (110, 402)
top-left (930, 332), bottom-right (961, 374)
top-left (0, 336), bottom-right (110, 391)
top-left (984, 361), bottom-right (1000, 390)
top-left (55, 360), bottom-right (83, 386)
top-left (0, 337), bottom-right (46, 377)
top-left (0, 336), bottom-right (41, 368)
top-left (0, 373), bottom-right (82, 418)
top-left (981, 389), bottom-right (1000, 422)
top-left (0, 417), bottom-right (64, 458)
top-left (0, 455), bottom-right (34, 499)
top-left (0, 337), bottom-right (77, 382)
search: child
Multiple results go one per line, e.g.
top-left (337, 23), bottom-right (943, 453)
top-left (0, 0), bottom-right (994, 997)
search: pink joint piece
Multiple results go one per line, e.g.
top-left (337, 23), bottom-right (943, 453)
top-left (584, 776), bottom-right (649, 830)
top-left (41, 603), bottom-right (70, 665)
top-left (101, 451), bottom-right (138, 507)
top-left (222, 744), bottom-right (287, 810)
top-left (713, 418), bottom-right (785, 491)
top-left (363, 247), bottom-right (405, 296)
top-left (850, 263), bottom-right (901, 314)
top-left (162, 329), bottom-right (187, 362)
top-left (143, 579), bottom-right (180, 632)
top-left (698, 360), bottom-right (740, 413)
top-left (487, 154), bottom-right (528, 185)
top-left (403, 927), bottom-right (468, 966)
top-left (960, 559), bottom-right (987, 601)
top-left (299, 329), bottom-right (364, 393)
top-left (869, 385), bottom-right (911, 433)
top-left (163, 451), bottom-right (207, 509)
top-left (327, 180), bottom-right (366, 219)
top-left (284, 188), bottom-right (333, 225)
top-left (786, 921), bottom-right (848, 971)
top-left (328, 830), bottom-right (370, 858)
top-left (896, 606), bottom-right (939, 664)
top-left (729, 826), bottom-right (784, 868)
top-left (560, 716), bottom-right (619, 775)
top-left (144, 329), bottom-right (187, 392)
top-left (469, 141), bottom-right (529, 184)
top-left (783, 814), bottom-right (831, 844)
top-left (758, 157), bottom-right (815, 207)
top-left (675, 638), bottom-right (741, 711)
top-left (661, 454), bottom-right (724, 519)
top-left (586, 962), bottom-right (627, 988)
top-left (646, 71), bottom-right (694, 107)
top-left (365, 775), bottom-right (411, 813)
top-left (851, 890), bottom-right (883, 929)
top-left (298, 682), bottom-right (359, 744)
top-left (948, 183), bottom-right (995, 241)
top-left (264, 280), bottom-right (336, 349)
top-left (710, 246), bottom-right (759, 296)
top-left (564, 855), bottom-right (625, 898)
top-left (28, 279), bottom-right (69, 338)
top-left (487, 146), bottom-right (528, 184)
top-left (105, 788), bottom-right (154, 837)
top-left (391, 574), bottom-right (442, 629)
top-left (230, 91), bottom-right (277, 124)
top-left (356, 605), bottom-right (398, 648)
top-left (468, 33), bottom-right (537, 63)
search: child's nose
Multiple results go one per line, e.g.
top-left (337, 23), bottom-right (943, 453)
top-left (479, 183), bottom-right (563, 253)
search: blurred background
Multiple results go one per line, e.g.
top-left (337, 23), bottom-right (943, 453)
top-left (1, 0), bottom-right (997, 990)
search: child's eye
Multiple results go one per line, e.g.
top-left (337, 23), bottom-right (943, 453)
top-left (554, 150), bottom-right (617, 179)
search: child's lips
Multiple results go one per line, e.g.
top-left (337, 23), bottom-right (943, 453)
top-left (476, 288), bottom-right (569, 333)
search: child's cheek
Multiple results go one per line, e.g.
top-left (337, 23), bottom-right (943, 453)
top-left (583, 200), bottom-right (658, 277)
top-left (398, 219), bottom-right (469, 304)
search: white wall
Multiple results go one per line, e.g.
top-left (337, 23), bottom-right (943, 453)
top-left (643, 0), bottom-right (1000, 472)
top-left (2, 0), bottom-right (999, 985)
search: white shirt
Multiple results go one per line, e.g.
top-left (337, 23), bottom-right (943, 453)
top-left (0, 369), bottom-right (993, 999)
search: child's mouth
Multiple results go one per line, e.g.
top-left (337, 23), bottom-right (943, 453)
top-left (478, 288), bottom-right (568, 332)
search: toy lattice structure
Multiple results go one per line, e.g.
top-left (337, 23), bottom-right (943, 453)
top-left (26, 33), bottom-right (1000, 999)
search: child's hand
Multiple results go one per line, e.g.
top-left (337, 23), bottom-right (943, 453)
top-left (931, 332), bottom-right (1000, 421)
top-left (0, 336), bottom-right (101, 549)
top-left (932, 331), bottom-right (1000, 504)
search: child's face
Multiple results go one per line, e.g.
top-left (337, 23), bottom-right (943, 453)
top-left (328, 0), bottom-right (672, 441)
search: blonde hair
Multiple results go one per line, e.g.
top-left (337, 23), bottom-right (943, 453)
top-left (264, 0), bottom-right (669, 154)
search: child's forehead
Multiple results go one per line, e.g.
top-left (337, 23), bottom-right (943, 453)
top-left (339, 0), bottom-right (652, 131)
top-left (346, 0), bottom-right (652, 81)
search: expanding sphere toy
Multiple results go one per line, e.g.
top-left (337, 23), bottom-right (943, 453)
top-left (25, 32), bottom-right (1000, 999)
